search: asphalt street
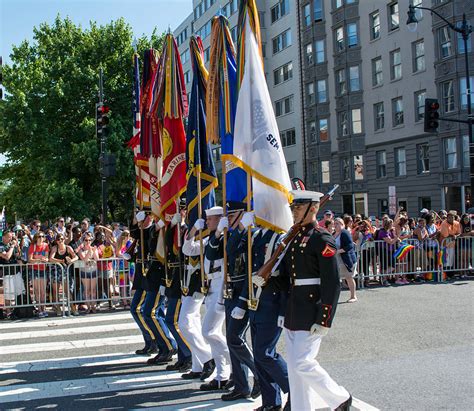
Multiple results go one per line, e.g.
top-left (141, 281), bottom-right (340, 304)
top-left (0, 279), bottom-right (473, 410)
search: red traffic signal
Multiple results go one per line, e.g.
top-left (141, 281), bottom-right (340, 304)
top-left (424, 98), bottom-right (439, 133)
top-left (96, 103), bottom-right (110, 136)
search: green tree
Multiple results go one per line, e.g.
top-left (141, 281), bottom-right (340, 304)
top-left (0, 16), bottom-right (165, 223)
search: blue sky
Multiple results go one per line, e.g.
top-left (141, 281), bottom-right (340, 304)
top-left (1, 0), bottom-right (193, 64)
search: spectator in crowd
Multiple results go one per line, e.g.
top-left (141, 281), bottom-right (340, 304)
top-left (76, 231), bottom-right (99, 313)
top-left (28, 231), bottom-right (50, 317)
top-left (67, 226), bottom-right (83, 250)
top-left (115, 230), bottom-right (132, 308)
top-left (0, 230), bottom-right (22, 316)
top-left (458, 214), bottom-right (473, 275)
top-left (377, 219), bottom-right (399, 286)
top-left (324, 219), bottom-right (334, 233)
top-left (50, 234), bottom-right (79, 315)
top-left (411, 217), bottom-right (429, 282)
top-left (394, 215), bottom-right (412, 284)
top-left (94, 231), bottom-right (116, 309)
top-left (45, 228), bottom-right (56, 246)
top-left (342, 214), bottom-right (353, 233)
top-left (81, 219), bottom-right (91, 235)
top-left (14, 225), bottom-right (30, 262)
top-left (439, 211), bottom-right (461, 277)
top-left (66, 226), bottom-right (84, 312)
top-left (318, 210), bottom-right (334, 228)
top-left (30, 220), bottom-right (41, 236)
top-left (333, 218), bottom-right (358, 302)
top-left (112, 223), bottom-right (122, 241)
top-left (355, 220), bottom-right (376, 287)
top-left (55, 217), bottom-right (66, 235)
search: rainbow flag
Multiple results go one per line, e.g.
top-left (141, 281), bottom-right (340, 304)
top-left (437, 247), bottom-right (447, 267)
top-left (393, 242), bottom-right (415, 261)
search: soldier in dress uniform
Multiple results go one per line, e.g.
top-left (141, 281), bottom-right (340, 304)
top-left (236, 215), bottom-right (290, 411)
top-left (213, 202), bottom-right (260, 401)
top-left (163, 202), bottom-right (192, 372)
top-left (277, 191), bottom-right (352, 411)
top-left (183, 206), bottom-right (231, 391)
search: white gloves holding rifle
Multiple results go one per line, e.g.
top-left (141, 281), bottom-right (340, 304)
top-left (216, 217), bottom-right (229, 236)
top-left (240, 212), bottom-right (255, 229)
top-left (310, 323), bottom-right (329, 337)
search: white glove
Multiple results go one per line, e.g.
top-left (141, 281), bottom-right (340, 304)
top-left (252, 275), bottom-right (266, 287)
top-left (136, 211), bottom-right (146, 222)
top-left (156, 219), bottom-right (165, 229)
top-left (310, 323), bottom-right (329, 337)
top-left (192, 291), bottom-right (203, 300)
top-left (216, 302), bottom-right (225, 313)
top-left (217, 217), bottom-right (229, 233)
top-left (231, 306), bottom-right (246, 320)
top-left (240, 212), bottom-right (255, 229)
top-left (194, 218), bottom-right (205, 231)
top-left (277, 316), bottom-right (285, 328)
top-left (159, 285), bottom-right (166, 296)
top-left (122, 253), bottom-right (131, 261)
top-left (171, 213), bottom-right (181, 226)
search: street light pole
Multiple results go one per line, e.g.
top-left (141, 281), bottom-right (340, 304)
top-left (99, 68), bottom-right (107, 225)
top-left (407, 6), bottom-right (473, 207)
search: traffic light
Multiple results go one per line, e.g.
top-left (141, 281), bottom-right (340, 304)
top-left (96, 103), bottom-right (110, 138)
top-left (100, 153), bottom-right (116, 177)
top-left (424, 98), bottom-right (439, 133)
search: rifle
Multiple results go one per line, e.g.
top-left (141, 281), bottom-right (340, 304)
top-left (256, 185), bottom-right (339, 284)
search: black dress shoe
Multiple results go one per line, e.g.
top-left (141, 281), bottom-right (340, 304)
top-left (199, 358), bottom-right (216, 381)
top-left (181, 371), bottom-right (202, 380)
top-left (224, 378), bottom-right (234, 390)
top-left (135, 346), bottom-right (153, 355)
top-left (254, 406), bottom-right (282, 411)
top-left (147, 348), bottom-right (177, 365)
top-left (199, 379), bottom-right (228, 391)
top-left (221, 390), bottom-right (251, 401)
top-left (251, 379), bottom-right (261, 399)
top-left (178, 359), bottom-right (192, 372)
top-left (166, 361), bottom-right (184, 371)
top-left (335, 395), bottom-right (352, 411)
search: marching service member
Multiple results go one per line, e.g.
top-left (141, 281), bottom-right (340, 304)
top-left (276, 190), bottom-right (352, 411)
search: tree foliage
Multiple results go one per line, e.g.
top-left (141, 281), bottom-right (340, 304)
top-left (0, 16), bottom-right (165, 223)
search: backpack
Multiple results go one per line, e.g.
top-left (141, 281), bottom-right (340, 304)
top-left (12, 293), bottom-right (35, 319)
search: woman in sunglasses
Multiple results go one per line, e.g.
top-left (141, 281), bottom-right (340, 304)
top-left (50, 234), bottom-right (79, 315)
top-left (76, 232), bottom-right (100, 313)
top-left (28, 231), bottom-right (50, 318)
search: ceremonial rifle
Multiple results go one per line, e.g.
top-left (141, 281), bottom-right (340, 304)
top-left (256, 185), bottom-right (339, 284)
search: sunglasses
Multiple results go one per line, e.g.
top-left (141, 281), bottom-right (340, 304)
top-left (35, 225), bottom-right (41, 228)
top-left (38, 235), bottom-right (45, 238)
top-left (57, 238), bottom-right (65, 241)
top-left (84, 239), bottom-right (92, 242)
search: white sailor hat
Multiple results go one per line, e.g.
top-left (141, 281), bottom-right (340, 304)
top-left (290, 190), bottom-right (324, 204)
top-left (205, 206), bottom-right (224, 217)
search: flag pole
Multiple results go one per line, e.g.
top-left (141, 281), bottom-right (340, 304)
top-left (138, 164), bottom-right (147, 277)
top-left (246, 172), bottom-right (257, 310)
top-left (222, 161), bottom-right (232, 299)
top-left (176, 201), bottom-right (185, 295)
top-left (197, 167), bottom-right (208, 294)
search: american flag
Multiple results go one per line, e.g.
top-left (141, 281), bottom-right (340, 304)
top-left (132, 53), bottom-right (141, 141)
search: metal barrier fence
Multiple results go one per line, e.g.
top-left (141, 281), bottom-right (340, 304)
top-left (357, 237), bottom-right (473, 287)
top-left (0, 258), bottom-right (133, 318)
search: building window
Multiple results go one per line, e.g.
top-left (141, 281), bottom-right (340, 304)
top-left (457, 21), bottom-right (472, 54)
top-left (444, 137), bottom-right (457, 169)
top-left (274, 62), bottom-right (293, 86)
top-left (374, 102), bottom-right (385, 130)
top-left (388, 2), bottom-right (399, 31)
top-left (319, 118), bottom-right (329, 142)
top-left (417, 143), bottom-right (430, 174)
top-left (439, 27), bottom-right (453, 58)
top-left (315, 40), bottom-right (325, 63)
top-left (376, 150), bottom-right (387, 178)
top-left (351, 108), bottom-right (362, 134)
top-left (460, 77), bottom-right (474, 109)
top-left (372, 57), bottom-right (383, 86)
top-left (321, 160), bottom-right (330, 183)
top-left (349, 66), bottom-right (360, 91)
top-left (336, 27), bottom-right (344, 51)
top-left (347, 23), bottom-right (358, 47)
top-left (413, 40), bottom-right (425, 72)
top-left (314, 0), bottom-right (323, 21)
top-left (336, 69), bottom-right (346, 96)
top-left (335, 0), bottom-right (343, 9)
top-left (370, 11), bottom-right (380, 40)
top-left (441, 80), bottom-right (455, 113)
top-left (259, 11), bottom-right (265, 28)
top-left (390, 49), bottom-right (402, 81)
top-left (272, 29), bottom-right (292, 54)
top-left (354, 155), bottom-right (364, 180)
top-left (310, 161), bottom-right (318, 185)
top-left (317, 80), bottom-right (327, 103)
top-left (305, 43), bottom-right (313, 64)
top-left (180, 49), bottom-right (190, 64)
top-left (463, 135), bottom-right (469, 167)
top-left (392, 97), bottom-right (404, 126)
top-left (271, 0), bottom-right (290, 23)
top-left (339, 111), bottom-right (349, 136)
top-left (275, 95), bottom-right (294, 117)
top-left (303, 4), bottom-right (311, 26)
top-left (309, 121), bottom-right (317, 142)
top-left (281, 128), bottom-right (296, 147)
top-left (415, 90), bottom-right (426, 121)
top-left (287, 161), bottom-right (296, 178)
top-left (341, 158), bottom-right (351, 181)
top-left (395, 147), bottom-right (406, 176)
top-left (307, 82), bottom-right (315, 105)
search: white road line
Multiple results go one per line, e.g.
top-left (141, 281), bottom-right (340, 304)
top-left (0, 322), bottom-right (138, 341)
top-left (0, 312), bottom-right (132, 329)
top-left (0, 371), bottom-right (187, 403)
top-left (0, 335), bottom-right (143, 355)
top-left (0, 352), bottom-right (146, 374)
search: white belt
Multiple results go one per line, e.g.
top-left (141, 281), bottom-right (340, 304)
top-left (207, 272), bottom-right (222, 280)
top-left (186, 264), bottom-right (200, 271)
top-left (293, 278), bottom-right (321, 286)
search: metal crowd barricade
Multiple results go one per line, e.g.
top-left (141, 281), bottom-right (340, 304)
top-left (66, 257), bottom-right (132, 313)
top-left (439, 236), bottom-right (474, 277)
top-left (0, 262), bottom-right (66, 316)
top-left (357, 238), bottom-right (444, 287)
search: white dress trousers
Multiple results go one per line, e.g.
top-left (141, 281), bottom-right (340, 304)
top-left (284, 328), bottom-right (350, 410)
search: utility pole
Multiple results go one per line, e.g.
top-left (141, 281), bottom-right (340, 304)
top-left (99, 68), bottom-right (107, 225)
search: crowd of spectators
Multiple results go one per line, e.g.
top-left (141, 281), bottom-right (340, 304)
top-left (0, 216), bottom-right (133, 318)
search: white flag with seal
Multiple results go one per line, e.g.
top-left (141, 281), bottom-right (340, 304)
top-left (233, 18), bottom-right (293, 232)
